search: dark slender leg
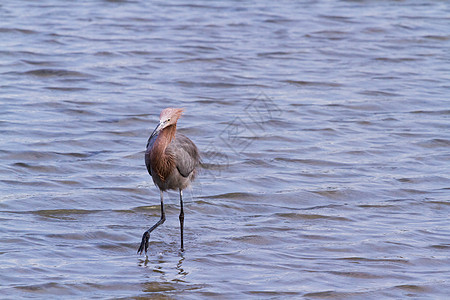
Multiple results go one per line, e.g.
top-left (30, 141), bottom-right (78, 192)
top-left (179, 189), bottom-right (184, 251)
top-left (138, 190), bottom-right (166, 255)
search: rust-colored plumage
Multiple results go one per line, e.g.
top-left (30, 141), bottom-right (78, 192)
top-left (138, 108), bottom-right (200, 255)
top-left (150, 124), bottom-right (176, 183)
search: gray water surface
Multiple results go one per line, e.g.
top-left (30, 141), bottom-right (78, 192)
top-left (1, 0), bottom-right (449, 298)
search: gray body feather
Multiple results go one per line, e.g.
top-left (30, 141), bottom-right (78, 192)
top-left (145, 132), bottom-right (200, 191)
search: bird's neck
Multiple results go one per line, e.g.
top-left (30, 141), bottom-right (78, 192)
top-left (151, 124), bottom-right (177, 182)
top-left (158, 124), bottom-right (176, 149)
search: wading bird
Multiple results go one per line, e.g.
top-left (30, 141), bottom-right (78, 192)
top-left (138, 108), bottom-right (200, 255)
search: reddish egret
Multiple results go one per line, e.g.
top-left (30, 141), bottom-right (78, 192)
top-left (138, 108), bottom-right (200, 255)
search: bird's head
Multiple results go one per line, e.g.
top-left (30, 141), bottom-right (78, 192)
top-left (150, 108), bottom-right (184, 139)
top-left (159, 107), bottom-right (184, 127)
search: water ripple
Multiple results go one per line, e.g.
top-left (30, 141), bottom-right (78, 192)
top-left (0, 0), bottom-right (449, 298)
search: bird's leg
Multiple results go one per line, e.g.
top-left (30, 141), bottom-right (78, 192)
top-left (138, 190), bottom-right (166, 255)
top-left (179, 189), bottom-right (184, 251)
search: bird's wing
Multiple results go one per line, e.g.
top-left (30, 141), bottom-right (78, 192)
top-left (171, 133), bottom-right (200, 177)
top-left (145, 134), bottom-right (158, 176)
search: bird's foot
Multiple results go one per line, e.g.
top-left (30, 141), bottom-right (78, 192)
top-left (137, 231), bottom-right (150, 255)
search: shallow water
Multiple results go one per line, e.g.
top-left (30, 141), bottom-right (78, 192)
top-left (1, 0), bottom-right (449, 298)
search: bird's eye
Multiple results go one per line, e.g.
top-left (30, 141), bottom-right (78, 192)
top-left (167, 118), bottom-right (171, 122)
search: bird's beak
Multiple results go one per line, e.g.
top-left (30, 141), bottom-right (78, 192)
top-left (149, 121), bottom-right (163, 139)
